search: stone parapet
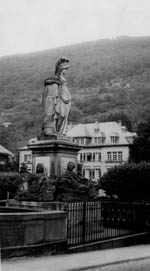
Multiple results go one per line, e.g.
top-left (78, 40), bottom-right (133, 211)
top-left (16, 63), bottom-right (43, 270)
top-left (0, 207), bottom-right (67, 258)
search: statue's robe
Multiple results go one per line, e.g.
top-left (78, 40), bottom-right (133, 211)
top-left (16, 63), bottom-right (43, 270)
top-left (42, 76), bottom-right (71, 135)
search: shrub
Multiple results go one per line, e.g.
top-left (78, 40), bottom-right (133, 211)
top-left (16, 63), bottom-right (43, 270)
top-left (0, 172), bottom-right (22, 200)
top-left (101, 162), bottom-right (150, 200)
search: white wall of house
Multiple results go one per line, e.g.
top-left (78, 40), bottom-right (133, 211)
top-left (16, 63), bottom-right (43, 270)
top-left (78, 145), bottom-right (129, 182)
top-left (19, 148), bottom-right (32, 173)
top-left (67, 121), bottom-right (135, 183)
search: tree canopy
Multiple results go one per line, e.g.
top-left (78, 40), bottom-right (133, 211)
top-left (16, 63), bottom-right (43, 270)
top-left (129, 120), bottom-right (150, 163)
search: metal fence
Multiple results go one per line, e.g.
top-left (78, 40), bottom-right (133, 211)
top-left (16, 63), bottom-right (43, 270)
top-left (67, 199), bottom-right (149, 247)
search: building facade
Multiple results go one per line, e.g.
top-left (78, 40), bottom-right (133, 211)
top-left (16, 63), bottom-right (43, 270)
top-left (67, 121), bottom-right (136, 183)
top-left (19, 146), bottom-right (32, 173)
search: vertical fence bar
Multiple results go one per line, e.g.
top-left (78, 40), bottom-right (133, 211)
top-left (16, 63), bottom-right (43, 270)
top-left (82, 201), bottom-right (86, 244)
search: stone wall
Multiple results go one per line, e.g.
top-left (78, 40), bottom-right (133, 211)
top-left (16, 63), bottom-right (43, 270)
top-left (0, 207), bottom-right (67, 258)
top-left (7, 199), bottom-right (66, 210)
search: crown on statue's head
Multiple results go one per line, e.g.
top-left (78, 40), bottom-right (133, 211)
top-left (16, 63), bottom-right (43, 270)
top-left (55, 57), bottom-right (69, 75)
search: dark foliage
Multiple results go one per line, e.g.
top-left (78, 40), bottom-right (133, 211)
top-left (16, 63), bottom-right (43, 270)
top-left (0, 172), bottom-right (22, 200)
top-left (129, 120), bottom-right (150, 162)
top-left (101, 162), bottom-right (150, 200)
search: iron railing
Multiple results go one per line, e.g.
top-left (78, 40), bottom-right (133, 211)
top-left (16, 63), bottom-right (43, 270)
top-left (67, 199), bottom-right (149, 247)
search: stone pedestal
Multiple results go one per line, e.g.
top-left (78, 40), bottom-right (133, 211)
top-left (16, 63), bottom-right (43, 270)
top-left (28, 137), bottom-right (80, 178)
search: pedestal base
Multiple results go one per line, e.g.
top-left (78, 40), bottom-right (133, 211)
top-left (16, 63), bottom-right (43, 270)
top-left (28, 138), bottom-right (80, 178)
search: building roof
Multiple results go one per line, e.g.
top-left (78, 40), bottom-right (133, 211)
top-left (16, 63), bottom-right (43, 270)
top-left (19, 146), bottom-right (29, 150)
top-left (67, 123), bottom-right (91, 137)
top-left (0, 145), bottom-right (14, 156)
top-left (67, 121), bottom-right (136, 145)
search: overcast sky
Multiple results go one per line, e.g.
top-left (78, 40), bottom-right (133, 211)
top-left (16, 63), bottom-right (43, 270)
top-left (0, 0), bottom-right (150, 57)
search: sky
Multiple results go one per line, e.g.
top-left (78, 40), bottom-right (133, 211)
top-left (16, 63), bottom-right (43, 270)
top-left (0, 0), bottom-right (150, 57)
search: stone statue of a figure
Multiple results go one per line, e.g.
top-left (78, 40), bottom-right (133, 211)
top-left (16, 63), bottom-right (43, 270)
top-left (42, 57), bottom-right (71, 136)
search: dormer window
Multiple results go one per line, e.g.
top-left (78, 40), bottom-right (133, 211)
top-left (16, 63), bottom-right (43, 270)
top-left (94, 128), bottom-right (100, 133)
top-left (94, 137), bottom-right (98, 144)
top-left (74, 138), bottom-right (79, 144)
top-left (94, 132), bottom-right (105, 144)
top-left (111, 136), bottom-right (118, 143)
top-left (80, 138), bottom-right (84, 145)
top-left (110, 132), bottom-right (119, 144)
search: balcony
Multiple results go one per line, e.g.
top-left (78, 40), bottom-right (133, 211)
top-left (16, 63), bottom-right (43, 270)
top-left (105, 160), bottom-right (123, 163)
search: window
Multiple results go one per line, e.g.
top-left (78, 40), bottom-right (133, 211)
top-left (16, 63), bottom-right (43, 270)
top-left (102, 137), bottom-right (105, 143)
top-left (118, 151), bottom-right (123, 161)
top-left (95, 168), bottom-right (101, 179)
top-left (98, 137), bottom-right (102, 144)
top-left (107, 151), bottom-right (123, 162)
top-left (94, 128), bottom-right (100, 133)
top-left (87, 153), bottom-right (92, 162)
top-left (80, 153), bottom-right (86, 162)
top-left (113, 152), bottom-right (117, 161)
top-left (28, 154), bottom-right (32, 161)
top-left (95, 152), bottom-right (101, 161)
top-left (81, 138), bottom-right (84, 145)
top-left (111, 136), bottom-right (118, 144)
top-left (79, 153), bottom-right (82, 162)
top-left (89, 169), bottom-right (95, 179)
top-left (93, 153), bottom-right (95, 162)
top-left (98, 153), bottom-right (101, 161)
top-left (107, 152), bottom-right (112, 161)
top-left (83, 153), bottom-right (86, 162)
top-left (94, 137), bottom-right (104, 144)
top-left (75, 138), bottom-right (79, 144)
top-left (94, 137), bottom-right (98, 144)
top-left (24, 154), bottom-right (28, 162)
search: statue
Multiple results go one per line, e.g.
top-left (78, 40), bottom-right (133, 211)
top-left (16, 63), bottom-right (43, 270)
top-left (42, 57), bottom-right (71, 136)
top-left (55, 161), bottom-right (95, 202)
top-left (15, 163), bottom-right (56, 202)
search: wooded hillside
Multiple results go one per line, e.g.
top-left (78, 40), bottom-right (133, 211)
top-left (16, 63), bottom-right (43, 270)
top-left (0, 36), bottom-right (150, 151)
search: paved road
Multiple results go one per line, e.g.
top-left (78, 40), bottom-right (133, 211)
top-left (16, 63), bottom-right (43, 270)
top-left (2, 245), bottom-right (150, 271)
top-left (84, 258), bottom-right (150, 271)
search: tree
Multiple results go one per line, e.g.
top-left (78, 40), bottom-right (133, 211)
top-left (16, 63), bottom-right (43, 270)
top-left (129, 120), bottom-right (150, 163)
top-left (101, 162), bottom-right (150, 199)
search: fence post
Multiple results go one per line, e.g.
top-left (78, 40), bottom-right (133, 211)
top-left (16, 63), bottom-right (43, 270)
top-left (82, 201), bottom-right (86, 244)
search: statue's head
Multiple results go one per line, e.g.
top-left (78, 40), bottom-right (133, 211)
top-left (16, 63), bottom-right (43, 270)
top-left (67, 161), bottom-right (75, 172)
top-left (36, 163), bottom-right (45, 174)
top-left (55, 57), bottom-right (69, 76)
top-left (20, 163), bottom-right (28, 173)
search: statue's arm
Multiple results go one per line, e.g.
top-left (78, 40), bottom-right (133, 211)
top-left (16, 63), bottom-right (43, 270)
top-left (42, 83), bottom-right (59, 109)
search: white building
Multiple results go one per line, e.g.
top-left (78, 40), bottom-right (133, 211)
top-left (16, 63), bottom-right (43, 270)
top-left (19, 146), bottom-right (32, 173)
top-left (19, 138), bottom-right (38, 173)
top-left (67, 121), bottom-right (136, 183)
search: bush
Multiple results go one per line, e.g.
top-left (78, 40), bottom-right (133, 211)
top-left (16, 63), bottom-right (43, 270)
top-left (0, 172), bottom-right (22, 200)
top-left (101, 162), bottom-right (150, 200)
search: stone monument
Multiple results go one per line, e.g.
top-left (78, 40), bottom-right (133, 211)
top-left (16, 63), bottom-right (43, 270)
top-left (55, 161), bottom-right (95, 201)
top-left (42, 57), bottom-right (71, 137)
top-left (28, 57), bottom-right (80, 178)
